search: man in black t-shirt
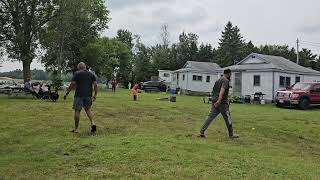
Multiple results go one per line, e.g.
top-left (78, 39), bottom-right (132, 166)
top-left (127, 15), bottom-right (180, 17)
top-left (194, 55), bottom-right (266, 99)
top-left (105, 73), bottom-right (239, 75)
top-left (199, 69), bottom-right (239, 139)
top-left (64, 62), bottom-right (98, 133)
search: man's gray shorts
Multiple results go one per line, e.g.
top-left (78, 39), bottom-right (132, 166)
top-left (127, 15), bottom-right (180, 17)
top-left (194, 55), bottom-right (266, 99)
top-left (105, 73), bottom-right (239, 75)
top-left (73, 97), bottom-right (92, 111)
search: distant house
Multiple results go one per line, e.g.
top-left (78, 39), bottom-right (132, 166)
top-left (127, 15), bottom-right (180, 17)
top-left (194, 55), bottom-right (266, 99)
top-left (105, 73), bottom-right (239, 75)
top-left (158, 70), bottom-right (174, 82)
top-left (219, 53), bottom-right (320, 101)
top-left (159, 61), bottom-right (221, 94)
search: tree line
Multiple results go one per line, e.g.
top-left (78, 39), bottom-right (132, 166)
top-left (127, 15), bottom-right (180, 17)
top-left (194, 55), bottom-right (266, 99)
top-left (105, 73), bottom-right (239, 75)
top-left (1, 1), bottom-right (319, 86)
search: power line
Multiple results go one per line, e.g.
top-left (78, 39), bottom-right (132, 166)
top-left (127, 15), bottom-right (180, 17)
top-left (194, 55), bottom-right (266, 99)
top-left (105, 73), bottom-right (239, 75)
top-left (299, 42), bottom-right (320, 48)
top-left (300, 40), bottom-right (320, 45)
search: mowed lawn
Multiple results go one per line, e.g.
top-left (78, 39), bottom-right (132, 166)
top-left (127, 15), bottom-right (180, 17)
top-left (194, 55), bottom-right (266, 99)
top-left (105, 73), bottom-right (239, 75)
top-left (0, 88), bottom-right (320, 179)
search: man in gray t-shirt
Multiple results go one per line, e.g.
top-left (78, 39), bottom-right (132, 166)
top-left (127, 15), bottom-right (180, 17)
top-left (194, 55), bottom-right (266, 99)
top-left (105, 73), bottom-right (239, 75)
top-left (199, 69), bottom-right (239, 138)
top-left (64, 62), bottom-right (98, 133)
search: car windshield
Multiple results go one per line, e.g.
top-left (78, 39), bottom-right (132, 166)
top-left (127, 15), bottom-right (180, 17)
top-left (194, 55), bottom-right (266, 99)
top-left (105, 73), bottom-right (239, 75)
top-left (291, 83), bottom-right (312, 90)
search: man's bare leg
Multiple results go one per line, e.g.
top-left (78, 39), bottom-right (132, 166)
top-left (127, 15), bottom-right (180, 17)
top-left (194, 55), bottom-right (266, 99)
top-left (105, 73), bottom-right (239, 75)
top-left (84, 107), bottom-right (95, 126)
top-left (71, 110), bottom-right (81, 133)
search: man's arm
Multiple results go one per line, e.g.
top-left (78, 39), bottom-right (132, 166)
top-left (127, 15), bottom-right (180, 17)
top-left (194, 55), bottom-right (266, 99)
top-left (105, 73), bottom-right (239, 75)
top-left (214, 87), bottom-right (225, 107)
top-left (214, 78), bottom-right (229, 108)
top-left (64, 81), bottom-right (76, 100)
top-left (92, 81), bottom-right (98, 101)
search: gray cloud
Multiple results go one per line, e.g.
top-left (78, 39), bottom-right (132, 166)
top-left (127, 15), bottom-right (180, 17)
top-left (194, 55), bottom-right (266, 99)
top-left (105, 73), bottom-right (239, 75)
top-left (3, 0), bottom-right (320, 72)
top-left (106, 0), bottom-right (175, 10)
top-left (300, 24), bottom-right (320, 34)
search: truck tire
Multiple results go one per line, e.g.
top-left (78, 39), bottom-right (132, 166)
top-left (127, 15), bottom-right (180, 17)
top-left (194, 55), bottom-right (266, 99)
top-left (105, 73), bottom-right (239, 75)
top-left (298, 98), bottom-right (310, 110)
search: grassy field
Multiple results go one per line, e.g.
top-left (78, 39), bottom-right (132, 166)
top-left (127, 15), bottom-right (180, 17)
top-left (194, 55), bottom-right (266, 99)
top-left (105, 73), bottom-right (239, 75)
top-left (0, 88), bottom-right (320, 179)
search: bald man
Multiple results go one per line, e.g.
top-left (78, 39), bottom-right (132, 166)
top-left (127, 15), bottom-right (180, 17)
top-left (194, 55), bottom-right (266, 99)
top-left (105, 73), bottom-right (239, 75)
top-left (64, 62), bottom-right (98, 133)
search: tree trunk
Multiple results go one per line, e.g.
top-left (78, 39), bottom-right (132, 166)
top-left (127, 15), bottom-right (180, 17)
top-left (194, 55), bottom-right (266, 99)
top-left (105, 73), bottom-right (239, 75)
top-left (22, 58), bottom-right (31, 82)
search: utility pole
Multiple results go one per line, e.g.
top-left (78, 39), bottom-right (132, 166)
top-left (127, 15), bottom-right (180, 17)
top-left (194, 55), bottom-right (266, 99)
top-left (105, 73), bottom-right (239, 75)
top-left (296, 38), bottom-right (299, 65)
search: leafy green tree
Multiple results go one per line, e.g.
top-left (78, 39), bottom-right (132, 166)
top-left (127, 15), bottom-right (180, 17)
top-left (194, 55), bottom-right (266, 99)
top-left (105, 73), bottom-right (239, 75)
top-left (258, 45), bottom-right (296, 61)
top-left (243, 41), bottom-right (259, 57)
top-left (197, 43), bottom-right (216, 62)
top-left (151, 44), bottom-right (171, 73)
top-left (175, 32), bottom-right (199, 68)
top-left (134, 42), bottom-right (152, 82)
top-left (298, 48), bottom-right (317, 67)
top-left (150, 24), bottom-right (171, 73)
top-left (217, 21), bottom-right (245, 66)
top-left (0, 0), bottom-right (55, 82)
top-left (40, 0), bottom-right (109, 74)
top-left (116, 29), bottom-right (134, 49)
top-left (116, 29), bottom-right (134, 86)
top-left (82, 37), bottom-right (131, 85)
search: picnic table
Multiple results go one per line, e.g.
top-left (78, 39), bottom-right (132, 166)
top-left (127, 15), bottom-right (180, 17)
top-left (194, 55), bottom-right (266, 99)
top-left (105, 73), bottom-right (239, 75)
top-left (0, 86), bottom-right (31, 97)
top-left (0, 88), bottom-right (12, 95)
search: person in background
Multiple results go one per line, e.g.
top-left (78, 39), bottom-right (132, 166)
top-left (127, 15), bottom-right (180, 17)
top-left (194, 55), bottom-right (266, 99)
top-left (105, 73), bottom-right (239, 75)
top-left (131, 83), bottom-right (139, 101)
top-left (111, 79), bottom-right (117, 93)
top-left (105, 79), bottom-right (108, 91)
top-left (128, 82), bottom-right (131, 90)
top-left (24, 78), bottom-right (40, 98)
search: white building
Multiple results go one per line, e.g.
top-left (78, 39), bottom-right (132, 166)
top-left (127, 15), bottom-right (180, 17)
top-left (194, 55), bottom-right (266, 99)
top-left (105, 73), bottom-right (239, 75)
top-left (158, 70), bottom-right (174, 82)
top-left (219, 53), bottom-right (320, 101)
top-left (159, 61), bottom-right (221, 94)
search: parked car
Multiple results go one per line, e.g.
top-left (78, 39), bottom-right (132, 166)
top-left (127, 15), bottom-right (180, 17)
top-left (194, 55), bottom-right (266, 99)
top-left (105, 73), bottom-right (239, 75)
top-left (275, 82), bottom-right (320, 109)
top-left (140, 81), bottom-right (168, 92)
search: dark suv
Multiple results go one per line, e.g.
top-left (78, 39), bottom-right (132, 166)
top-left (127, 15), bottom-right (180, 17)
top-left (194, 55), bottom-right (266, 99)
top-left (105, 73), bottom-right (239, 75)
top-left (275, 82), bottom-right (320, 109)
top-left (140, 81), bottom-right (168, 92)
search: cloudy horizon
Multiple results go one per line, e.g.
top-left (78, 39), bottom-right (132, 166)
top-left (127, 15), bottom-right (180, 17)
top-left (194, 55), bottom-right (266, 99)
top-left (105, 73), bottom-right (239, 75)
top-left (1, 0), bottom-right (320, 72)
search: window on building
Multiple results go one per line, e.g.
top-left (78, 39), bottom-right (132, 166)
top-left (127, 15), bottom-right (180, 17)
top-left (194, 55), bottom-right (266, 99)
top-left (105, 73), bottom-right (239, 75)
top-left (279, 76), bottom-right (285, 87)
top-left (193, 75), bottom-right (196, 81)
top-left (253, 75), bottom-right (260, 86)
top-left (177, 74), bottom-right (179, 80)
top-left (206, 76), bottom-right (210, 83)
top-left (286, 77), bottom-right (291, 87)
top-left (163, 73), bottom-right (170, 77)
top-left (280, 76), bottom-right (291, 88)
top-left (295, 76), bottom-right (301, 83)
top-left (193, 75), bottom-right (202, 81)
top-left (183, 74), bottom-right (185, 81)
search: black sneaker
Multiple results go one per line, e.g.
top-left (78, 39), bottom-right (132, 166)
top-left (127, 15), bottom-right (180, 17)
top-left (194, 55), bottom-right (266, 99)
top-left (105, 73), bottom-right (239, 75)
top-left (91, 125), bottom-right (96, 133)
top-left (229, 134), bottom-right (239, 139)
top-left (198, 134), bottom-right (206, 138)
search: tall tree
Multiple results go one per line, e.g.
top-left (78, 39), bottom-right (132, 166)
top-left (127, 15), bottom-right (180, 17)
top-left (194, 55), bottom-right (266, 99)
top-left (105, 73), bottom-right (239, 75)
top-left (298, 48), bottom-right (317, 68)
top-left (217, 21), bottom-right (245, 67)
top-left (116, 29), bottom-right (136, 85)
top-left (197, 43), bottom-right (216, 62)
top-left (81, 37), bottom-right (131, 83)
top-left (243, 41), bottom-right (259, 57)
top-left (160, 24), bottom-right (170, 48)
top-left (134, 41), bottom-right (152, 82)
top-left (175, 32), bottom-right (199, 68)
top-left (116, 29), bottom-right (134, 49)
top-left (41, 0), bottom-right (109, 74)
top-left (150, 24), bottom-right (171, 74)
top-left (0, 0), bottom-right (55, 82)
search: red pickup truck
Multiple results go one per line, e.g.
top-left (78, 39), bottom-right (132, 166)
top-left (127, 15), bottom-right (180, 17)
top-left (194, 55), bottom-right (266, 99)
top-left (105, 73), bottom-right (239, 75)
top-left (275, 82), bottom-right (320, 109)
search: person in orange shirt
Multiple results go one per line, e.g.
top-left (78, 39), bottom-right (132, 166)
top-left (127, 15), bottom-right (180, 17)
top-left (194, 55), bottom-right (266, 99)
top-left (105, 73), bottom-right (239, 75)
top-left (131, 83), bottom-right (139, 101)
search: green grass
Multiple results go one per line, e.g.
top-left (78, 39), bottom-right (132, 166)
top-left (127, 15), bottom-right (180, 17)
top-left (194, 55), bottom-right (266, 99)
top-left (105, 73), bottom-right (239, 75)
top-left (0, 89), bottom-right (320, 179)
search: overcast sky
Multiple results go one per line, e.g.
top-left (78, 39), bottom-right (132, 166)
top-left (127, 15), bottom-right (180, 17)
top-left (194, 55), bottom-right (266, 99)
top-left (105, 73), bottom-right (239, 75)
top-left (1, 0), bottom-right (320, 72)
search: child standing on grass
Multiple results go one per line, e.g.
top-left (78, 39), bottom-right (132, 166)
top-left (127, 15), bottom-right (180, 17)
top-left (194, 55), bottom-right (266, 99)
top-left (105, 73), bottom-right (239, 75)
top-left (131, 83), bottom-right (139, 101)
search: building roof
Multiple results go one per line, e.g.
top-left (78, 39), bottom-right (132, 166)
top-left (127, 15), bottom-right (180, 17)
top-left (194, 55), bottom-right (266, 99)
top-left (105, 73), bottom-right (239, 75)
top-left (220, 53), bottom-right (320, 75)
top-left (175, 61), bottom-right (220, 73)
